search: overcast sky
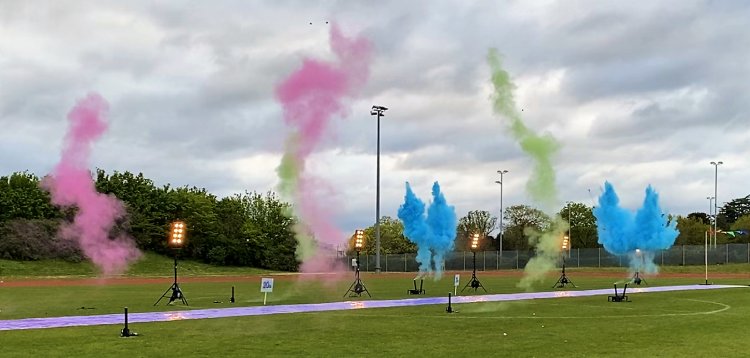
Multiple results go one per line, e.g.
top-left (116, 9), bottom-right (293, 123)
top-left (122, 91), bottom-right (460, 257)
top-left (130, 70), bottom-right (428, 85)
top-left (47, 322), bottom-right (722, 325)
top-left (1, 0), bottom-right (748, 234)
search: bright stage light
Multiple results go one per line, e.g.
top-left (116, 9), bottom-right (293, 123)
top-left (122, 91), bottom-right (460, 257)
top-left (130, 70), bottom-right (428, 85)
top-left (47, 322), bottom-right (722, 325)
top-left (354, 229), bottom-right (364, 251)
top-left (470, 233), bottom-right (480, 251)
top-left (561, 235), bottom-right (570, 251)
top-left (169, 221), bottom-right (187, 249)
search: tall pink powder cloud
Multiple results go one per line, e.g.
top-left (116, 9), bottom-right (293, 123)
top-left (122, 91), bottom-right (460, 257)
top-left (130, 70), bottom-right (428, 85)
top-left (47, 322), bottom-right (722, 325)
top-left (42, 93), bottom-right (141, 275)
top-left (275, 24), bottom-right (372, 272)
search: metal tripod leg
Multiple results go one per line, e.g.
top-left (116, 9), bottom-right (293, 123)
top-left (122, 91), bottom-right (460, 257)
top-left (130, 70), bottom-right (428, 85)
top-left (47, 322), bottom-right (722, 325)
top-left (154, 282), bottom-right (189, 306)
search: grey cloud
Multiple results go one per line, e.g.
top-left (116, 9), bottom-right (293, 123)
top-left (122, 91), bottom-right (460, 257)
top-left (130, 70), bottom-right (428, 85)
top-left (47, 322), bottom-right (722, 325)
top-left (1, 0), bottom-right (749, 234)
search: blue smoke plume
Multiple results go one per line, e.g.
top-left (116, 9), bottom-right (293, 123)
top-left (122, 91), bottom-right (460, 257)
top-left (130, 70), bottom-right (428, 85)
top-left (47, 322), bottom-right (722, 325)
top-left (426, 182), bottom-right (457, 279)
top-left (593, 182), bottom-right (679, 274)
top-left (397, 182), bottom-right (432, 276)
top-left (397, 181), bottom-right (457, 279)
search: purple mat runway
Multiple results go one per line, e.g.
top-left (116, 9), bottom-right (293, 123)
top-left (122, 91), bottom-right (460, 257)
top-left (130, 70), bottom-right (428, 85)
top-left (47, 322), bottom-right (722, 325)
top-left (1, 284), bottom-right (742, 331)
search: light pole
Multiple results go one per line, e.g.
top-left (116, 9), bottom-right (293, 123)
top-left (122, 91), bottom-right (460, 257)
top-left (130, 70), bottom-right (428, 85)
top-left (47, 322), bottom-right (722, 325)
top-left (495, 170), bottom-right (508, 253)
top-left (707, 195), bottom-right (714, 228)
top-left (566, 201), bottom-right (573, 257)
top-left (371, 105), bottom-right (388, 273)
top-left (710, 161), bottom-right (723, 245)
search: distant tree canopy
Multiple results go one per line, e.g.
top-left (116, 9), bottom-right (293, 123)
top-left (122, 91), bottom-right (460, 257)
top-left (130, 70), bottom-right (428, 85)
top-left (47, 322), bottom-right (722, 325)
top-left (0, 170), bottom-right (298, 271)
top-left (456, 210), bottom-right (496, 251)
top-left (2, 169), bottom-right (749, 269)
top-left (348, 216), bottom-right (415, 255)
top-left (502, 204), bottom-right (551, 250)
top-left (557, 202), bottom-right (598, 249)
top-left (718, 195), bottom-right (750, 228)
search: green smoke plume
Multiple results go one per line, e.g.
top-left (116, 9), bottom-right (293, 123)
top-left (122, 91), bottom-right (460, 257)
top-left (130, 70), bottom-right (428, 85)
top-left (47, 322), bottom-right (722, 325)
top-left (487, 48), bottom-right (565, 289)
top-left (517, 216), bottom-right (569, 289)
top-left (277, 134), bottom-right (301, 198)
top-left (487, 49), bottom-right (559, 209)
top-left (276, 134), bottom-right (316, 262)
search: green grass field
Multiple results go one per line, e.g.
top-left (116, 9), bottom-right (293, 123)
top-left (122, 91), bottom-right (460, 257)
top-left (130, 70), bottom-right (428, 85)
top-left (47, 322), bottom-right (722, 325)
top-left (1, 257), bottom-right (750, 357)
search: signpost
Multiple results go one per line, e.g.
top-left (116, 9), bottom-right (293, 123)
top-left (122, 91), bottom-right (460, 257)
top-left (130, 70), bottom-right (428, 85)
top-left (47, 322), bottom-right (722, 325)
top-left (454, 274), bottom-right (460, 296)
top-left (261, 278), bottom-right (274, 305)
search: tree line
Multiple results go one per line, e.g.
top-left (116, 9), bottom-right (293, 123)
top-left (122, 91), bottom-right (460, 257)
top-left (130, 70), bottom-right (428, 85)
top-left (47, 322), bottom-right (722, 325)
top-left (2, 170), bottom-right (749, 270)
top-left (0, 170), bottom-right (297, 271)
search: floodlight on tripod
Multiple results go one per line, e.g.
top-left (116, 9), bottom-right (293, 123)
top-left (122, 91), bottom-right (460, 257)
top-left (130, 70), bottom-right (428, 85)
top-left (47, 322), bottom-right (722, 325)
top-left (154, 220), bottom-right (189, 306)
top-left (553, 234), bottom-right (576, 288)
top-left (462, 233), bottom-right (486, 292)
top-left (344, 229), bottom-right (371, 297)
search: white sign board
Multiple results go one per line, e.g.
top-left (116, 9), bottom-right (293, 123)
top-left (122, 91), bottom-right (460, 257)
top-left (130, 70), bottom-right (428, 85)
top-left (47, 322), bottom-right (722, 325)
top-left (454, 274), bottom-right (460, 287)
top-left (260, 278), bottom-right (274, 293)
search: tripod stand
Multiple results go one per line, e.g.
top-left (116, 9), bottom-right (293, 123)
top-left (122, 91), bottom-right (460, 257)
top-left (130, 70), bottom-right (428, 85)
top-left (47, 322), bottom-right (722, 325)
top-left (553, 255), bottom-right (576, 288)
top-left (630, 271), bottom-right (647, 285)
top-left (154, 250), bottom-right (188, 306)
top-left (462, 251), bottom-right (487, 292)
top-left (344, 251), bottom-right (370, 297)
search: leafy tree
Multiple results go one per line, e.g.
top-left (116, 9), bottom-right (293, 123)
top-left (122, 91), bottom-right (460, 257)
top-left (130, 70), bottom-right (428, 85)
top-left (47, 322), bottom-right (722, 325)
top-left (729, 214), bottom-right (750, 243)
top-left (211, 195), bottom-right (251, 265)
top-left (0, 171), bottom-right (60, 221)
top-left (95, 170), bottom-right (172, 251)
top-left (718, 195), bottom-right (750, 227)
top-left (353, 216), bottom-right (414, 255)
top-left (502, 205), bottom-right (550, 250)
top-left (675, 215), bottom-right (710, 245)
top-left (456, 210), bottom-right (497, 251)
top-left (687, 212), bottom-right (710, 225)
top-left (165, 187), bottom-right (220, 260)
top-left (557, 202), bottom-right (598, 249)
top-left (241, 191), bottom-right (298, 271)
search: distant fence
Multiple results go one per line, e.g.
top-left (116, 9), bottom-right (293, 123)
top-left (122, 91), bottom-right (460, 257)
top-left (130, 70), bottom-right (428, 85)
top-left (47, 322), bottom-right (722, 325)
top-left (345, 243), bottom-right (750, 272)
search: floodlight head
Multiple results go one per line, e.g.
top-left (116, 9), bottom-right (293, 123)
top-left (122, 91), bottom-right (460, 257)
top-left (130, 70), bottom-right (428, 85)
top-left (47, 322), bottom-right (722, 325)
top-left (470, 233), bottom-right (480, 251)
top-left (497, 170), bottom-right (508, 174)
top-left (494, 180), bottom-right (502, 184)
top-left (169, 221), bottom-right (187, 249)
top-left (561, 235), bottom-right (570, 250)
top-left (370, 105), bottom-right (388, 116)
top-left (354, 229), bottom-right (364, 251)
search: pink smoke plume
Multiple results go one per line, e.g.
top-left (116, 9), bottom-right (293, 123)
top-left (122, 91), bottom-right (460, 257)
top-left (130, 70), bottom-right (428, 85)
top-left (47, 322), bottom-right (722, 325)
top-left (275, 24), bottom-right (372, 272)
top-left (42, 93), bottom-right (141, 275)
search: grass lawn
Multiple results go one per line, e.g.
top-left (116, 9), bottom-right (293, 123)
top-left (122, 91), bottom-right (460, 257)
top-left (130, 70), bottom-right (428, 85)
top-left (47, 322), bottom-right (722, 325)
top-left (1, 260), bottom-right (749, 357)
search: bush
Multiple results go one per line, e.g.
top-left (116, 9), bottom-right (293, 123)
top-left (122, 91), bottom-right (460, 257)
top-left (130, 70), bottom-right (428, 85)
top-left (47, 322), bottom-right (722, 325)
top-left (206, 246), bottom-right (228, 265)
top-left (0, 219), bottom-right (82, 262)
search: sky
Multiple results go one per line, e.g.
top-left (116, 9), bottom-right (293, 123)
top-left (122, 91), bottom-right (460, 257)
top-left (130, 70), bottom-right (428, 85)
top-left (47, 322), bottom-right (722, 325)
top-left (1, 0), bottom-right (748, 235)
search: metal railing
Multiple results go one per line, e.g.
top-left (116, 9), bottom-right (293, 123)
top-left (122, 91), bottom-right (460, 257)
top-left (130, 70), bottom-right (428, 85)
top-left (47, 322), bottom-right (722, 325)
top-left (348, 243), bottom-right (750, 272)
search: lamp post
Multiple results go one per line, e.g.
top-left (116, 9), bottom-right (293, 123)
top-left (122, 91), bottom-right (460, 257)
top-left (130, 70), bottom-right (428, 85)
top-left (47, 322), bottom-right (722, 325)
top-left (707, 196), bottom-right (714, 236)
top-left (371, 105), bottom-right (388, 273)
top-left (710, 161), bottom-right (723, 245)
top-left (495, 170), bottom-right (508, 253)
top-left (566, 201), bottom-right (573, 257)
